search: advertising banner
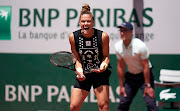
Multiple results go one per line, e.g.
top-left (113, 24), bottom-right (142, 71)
top-left (0, 0), bottom-right (180, 54)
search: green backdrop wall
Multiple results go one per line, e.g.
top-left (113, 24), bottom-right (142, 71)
top-left (0, 54), bottom-right (180, 111)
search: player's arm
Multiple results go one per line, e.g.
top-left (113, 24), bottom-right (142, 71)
top-left (92, 32), bottom-right (110, 73)
top-left (69, 33), bottom-right (85, 80)
top-left (69, 33), bottom-right (82, 69)
top-left (101, 32), bottom-right (110, 67)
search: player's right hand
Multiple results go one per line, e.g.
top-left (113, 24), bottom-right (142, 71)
top-left (75, 68), bottom-right (86, 81)
top-left (75, 70), bottom-right (86, 81)
top-left (76, 74), bottom-right (86, 81)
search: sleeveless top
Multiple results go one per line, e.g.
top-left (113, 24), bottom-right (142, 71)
top-left (73, 28), bottom-right (103, 73)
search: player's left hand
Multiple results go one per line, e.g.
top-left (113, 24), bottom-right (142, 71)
top-left (91, 68), bottom-right (105, 73)
top-left (91, 62), bottom-right (108, 73)
top-left (143, 87), bottom-right (155, 99)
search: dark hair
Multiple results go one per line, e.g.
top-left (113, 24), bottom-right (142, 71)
top-left (80, 4), bottom-right (94, 20)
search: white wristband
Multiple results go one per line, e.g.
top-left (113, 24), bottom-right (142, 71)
top-left (76, 68), bottom-right (83, 73)
top-left (76, 68), bottom-right (84, 78)
top-left (100, 63), bottom-right (108, 69)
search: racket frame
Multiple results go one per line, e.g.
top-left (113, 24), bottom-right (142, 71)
top-left (49, 51), bottom-right (77, 71)
top-left (50, 51), bottom-right (97, 74)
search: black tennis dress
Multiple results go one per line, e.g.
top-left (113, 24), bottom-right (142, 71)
top-left (73, 28), bottom-right (111, 91)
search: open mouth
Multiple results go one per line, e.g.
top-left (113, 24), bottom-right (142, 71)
top-left (84, 27), bottom-right (89, 31)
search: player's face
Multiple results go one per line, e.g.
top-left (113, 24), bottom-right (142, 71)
top-left (119, 27), bottom-right (133, 41)
top-left (79, 14), bottom-right (94, 36)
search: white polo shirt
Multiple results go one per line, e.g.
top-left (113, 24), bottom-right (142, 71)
top-left (115, 37), bottom-right (152, 74)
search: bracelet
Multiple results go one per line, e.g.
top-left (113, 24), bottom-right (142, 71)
top-left (100, 62), bottom-right (108, 69)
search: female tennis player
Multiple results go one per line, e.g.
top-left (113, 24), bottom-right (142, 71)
top-left (69, 4), bottom-right (111, 111)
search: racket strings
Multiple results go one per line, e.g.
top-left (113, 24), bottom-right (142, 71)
top-left (51, 53), bottom-right (75, 67)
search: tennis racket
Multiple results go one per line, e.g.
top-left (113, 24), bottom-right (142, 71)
top-left (49, 51), bottom-right (96, 76)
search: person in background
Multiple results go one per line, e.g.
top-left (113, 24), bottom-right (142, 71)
top-left (115, 22), bottom-right (159, 111)
top-left (69, 4), bottom-right (111, 111)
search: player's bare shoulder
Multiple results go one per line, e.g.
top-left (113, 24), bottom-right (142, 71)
top-left (102, 32), bottom-right (109, 42)
top-left (69, 33), bottom-right (75, 43)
